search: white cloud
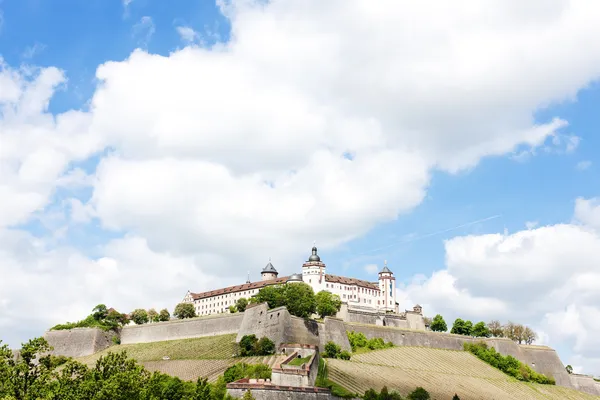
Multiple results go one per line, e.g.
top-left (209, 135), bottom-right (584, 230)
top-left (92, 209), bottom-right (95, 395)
top-left (3, 0), bottom-right (600, 367)
top-left (576, 160), bottom-right (592, 170)
top-left (176, 26), bottom-right (200, 43)
top-left (132, 16), bottom-right (155, 47)
top-left (22, 43), bottom-right (47, 60)
top-left (400, 201), bottom-right (600, 375)
top-left (525, 221), bottom-right (538, 230)
top-left (574, 197), bottom-right (600, 230)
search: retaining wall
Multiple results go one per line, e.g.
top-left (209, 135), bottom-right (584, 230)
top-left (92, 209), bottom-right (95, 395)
top-left (570, 374), bottom-right (600, 396)
top-left (44, 328), bottom-right (117, 358)
top-left (121, 313), bottom-right (243, 344)
top-left (227, 381), bottom-right (333, 400)
top-left (318, 318), bottom-right (351, 352)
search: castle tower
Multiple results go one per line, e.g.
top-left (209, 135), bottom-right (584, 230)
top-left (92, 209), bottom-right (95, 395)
top-left (302, 244), bottom-right (327, 291)
top-left (378, 260), bottom-right (396, 312)
top-left (261, 258), bottom-right (278, 281)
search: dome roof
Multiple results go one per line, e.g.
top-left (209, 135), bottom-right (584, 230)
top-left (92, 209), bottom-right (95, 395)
top-left (287, 273), bottom-right (303, 282)
top-left (261, 261), bottom-right (278, 274)
top-left (308, 246), bottom-right (321, 262)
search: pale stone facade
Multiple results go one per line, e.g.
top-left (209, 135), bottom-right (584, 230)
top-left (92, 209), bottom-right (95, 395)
top-left (182, 246), bottom-right (399, 316)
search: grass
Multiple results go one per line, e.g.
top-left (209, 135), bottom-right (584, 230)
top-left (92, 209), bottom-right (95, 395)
top-left (287, 355), bottom-right (311, 366)
top-left (326, 346), bottom-right (599, 400)
top-left (315, 358), bottom-right (358, 399)
top-left (77, 334), bottom-right (238, 365)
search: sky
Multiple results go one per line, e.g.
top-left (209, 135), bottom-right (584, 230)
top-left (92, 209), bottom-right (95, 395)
top-left (1, 0), bottom-right (600, 376)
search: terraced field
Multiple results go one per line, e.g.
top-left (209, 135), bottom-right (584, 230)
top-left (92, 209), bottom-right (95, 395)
top-left (327, 347), bottom-right (600, 400)
top-left (75, 334), bottom-right (286, 382)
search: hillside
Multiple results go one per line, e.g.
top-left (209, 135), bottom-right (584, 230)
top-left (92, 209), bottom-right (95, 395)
top-left (75, 334), bottom-right (286, 382)
top-left (327, 346), bottom-right (600, 400)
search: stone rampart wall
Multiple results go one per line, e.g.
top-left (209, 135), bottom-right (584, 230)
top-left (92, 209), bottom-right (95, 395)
top-left (570, 374), bottom-right (600, 396)
top-left (236, 304), bottom-right (291, 347)
top-left (44, 328), bottom-right (117, 358)
top-left (318, 318), bottom-right (351, 352)
top-left (121, 313), bottom-right (243, 344)
top-left (227, 382), bottom-right (333, 400)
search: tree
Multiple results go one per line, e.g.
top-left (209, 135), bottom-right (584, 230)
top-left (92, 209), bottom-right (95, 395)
top-left (503, 321), bottom-right (517, 340)
top-left (105, 309), bottom-right (128, 329)
top-left (236, 298), bottom-right (248, 312)
top-left (315, 291), bottom-right (342, 319)
top-left (430, 314), bottom-right (447, 332)
top-left (471, 321), bottom-right (490, 337)
top-left (194, 377), bottom-right (212, 400)
top-left (255, 337), bottom-right (275, 356)
top-left (130, 309), bottom-right (149, 325)
top-left (324, 341), bottom-right (341, 358)
top-left (158, 308), bottom-right (170, 322)
top-left (523, 326), bottom-right (537, 345)
top-left (239, 335), bottom-right (259, 357)
top-left (283, 283), bottom-right (317, 318)
top-left (6, 337), bottom-right (54, 400)
top-left (242, 389), bottom-right (256, 400)
top-left (408, 386), bottom-right (430, 400)
top-left (566, 365), bottom-right (573, 374)
top-left (92, 304), bottom-right (108, 321)
top-left (450, 318), bottom-right (472, 336)
top-left (513, 324), bottom-right (526, 344)
top-left (174, 303), bottom-right (196, 319)
top-left (147, 308), bottom-right (159, 323)
top-left (229, 305), bottom-right (237, 313)
top-left (253, 285), bottom-right (287, 309)
top-left (452, 394), bottom-right (461, 400)
top-left (487, 320), bottom-right (504, 337)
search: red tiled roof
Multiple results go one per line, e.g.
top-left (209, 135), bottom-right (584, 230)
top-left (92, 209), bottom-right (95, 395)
top-left (190, 276), bottom-right (289, 300)
top-left (325, 274), bottom-right (379, 290)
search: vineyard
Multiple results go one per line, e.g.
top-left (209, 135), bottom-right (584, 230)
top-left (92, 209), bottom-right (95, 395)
top-left (75, 334), bottom-right (287, 382)
top-left (327, 347), bottom-right (599, 400)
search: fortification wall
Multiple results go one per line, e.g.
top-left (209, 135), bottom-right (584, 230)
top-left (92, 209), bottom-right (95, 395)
top-left (237, 304), bottom-right (290, 347)
top-left (121, 313), bottom-right (243, 344)
top-left (227, 382), bottom-right (333, 400)
top-left (318, 318), bottom-right (351, 352)
top-left (570, 374), bottom-right (600, 396)
top-left (44, 328), bottom-right (117, 358)
top-left (288, 317), bottom-right (320, 347)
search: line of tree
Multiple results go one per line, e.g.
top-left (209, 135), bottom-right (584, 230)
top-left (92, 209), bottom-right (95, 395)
top-left (129, 308), bottom-right (171, 325)
top-left (250, 283), bottom-right (342, 319)
top-left (50, 304), bottom-right (129, 331)
top-left (428, 314), bottom-right (538, 344)
top-left (364, 386), bottom-right (434, 400)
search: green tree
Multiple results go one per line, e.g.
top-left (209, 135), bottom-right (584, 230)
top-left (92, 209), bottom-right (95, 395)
top-left (472, 321), bottom-right (490, 337)
top-left (147, 308), bottom-right (159, 323)
top-left (239, 335), bottom-right (259, 357)
top-left (523, 326), bottom-right (537, 345)
top-left (430, 314), bottom-right (447, 332)
top-left (242, 388), bottom-right (256, 400)
top-left (105, 309), bottom-right (128, 329)
top-left (315, 291), bottom-right (342, 319)
top-left (174, 303), bottom-right (196, 319)
top-left (284, 283), bottom-right (317, 318)
top-left (158, 308), bottom-right (170, 322)
top-left (451, 318), bottom-right (472, 336)
top-left (408, 386), bottom-right (430, 400)
top-left (566, 365), bottom-right (573, 374)
top-left (130, 308), bottom-right (149, 325)
top-left (228, 305), bottom-right (237, 313)
top-left (5, 337), bottom-right (54, 400)
top-left (253, 285), bottom-right (287, 309)
top-left (92, 304), bottom-right (109, 321)
top-left (236, 298), bottom-right (248, 312)
top-left (255, 337), bottom-right (275, 356)
top-left (194, 377), bottom-right (211, 400)
top-left (324, 341), bottom-right (341, 359)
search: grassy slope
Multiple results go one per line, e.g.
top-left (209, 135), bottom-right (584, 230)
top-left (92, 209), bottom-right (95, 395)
top-left (75, 334), bottom-right (286, 382)
top-left (327, 347), bottom-right (600, 400)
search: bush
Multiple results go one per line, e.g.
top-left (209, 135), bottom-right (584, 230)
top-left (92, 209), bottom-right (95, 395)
top-left (347, 331), bottom-right (368, 350)
top-left (50, 306), bottom-right (127, 332)
top-left (238, 335), bottom-right (275, 356)
top-left (324, 341), bottom-right (342, 358)
top-left (408, 386), bottom-right (430, 400)
top-left (464, 342), bottom-right (555, 384)
top-left (112, 336), bottom-right (121, 345)
top-left (339, 350), bottom-right (351, 360)
top-left (364, 386), bottom-right (403, 400)
top-left (224, 363), bottom-right (272, 383)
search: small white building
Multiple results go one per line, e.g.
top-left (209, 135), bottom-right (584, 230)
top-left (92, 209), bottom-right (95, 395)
top-left (182, 246), bottom-right (399, 315)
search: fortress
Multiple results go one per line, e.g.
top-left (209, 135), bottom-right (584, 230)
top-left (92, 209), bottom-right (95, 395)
top-left (40, 246), bottom-right (600, 398)
top-left (181, 246), bottom-right (426, 329)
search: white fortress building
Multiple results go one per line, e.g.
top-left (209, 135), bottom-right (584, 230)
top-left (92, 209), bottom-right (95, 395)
top-left (182, 246), bottom-right (400, 317)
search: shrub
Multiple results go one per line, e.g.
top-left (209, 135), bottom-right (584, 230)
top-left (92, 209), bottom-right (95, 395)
top-left (239, 335), bottom-right (259, 357)
top-left (239, 335), bottom-right (275, 356)
top-left (408, 386), bottom-right (430, 400)
top-left (112, 336), bottom-right (121, 345)
top-left (464, 342), bottom-right (555, 384)
top-left (224, 363), bottom-right (272, 383)
top-left (367, 337), bottom-right (386, 350)
top-left (324, 341), bottom-right (341, 359)
top-left (255, 337), bottom-right (275, 356)
top-left (339, 350), bottom-right (351, 360)
top-left (347, 331), bottom-right (368, 350)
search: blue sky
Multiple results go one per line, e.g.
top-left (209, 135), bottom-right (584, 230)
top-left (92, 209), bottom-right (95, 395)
top-left (1, 0), bottom-right (600, 377)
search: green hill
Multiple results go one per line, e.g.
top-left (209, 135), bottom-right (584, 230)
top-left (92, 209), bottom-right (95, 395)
top-left (327, 346), bottom-right (599, 400)
top-left (75, 334), bottom-right (285, 382)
